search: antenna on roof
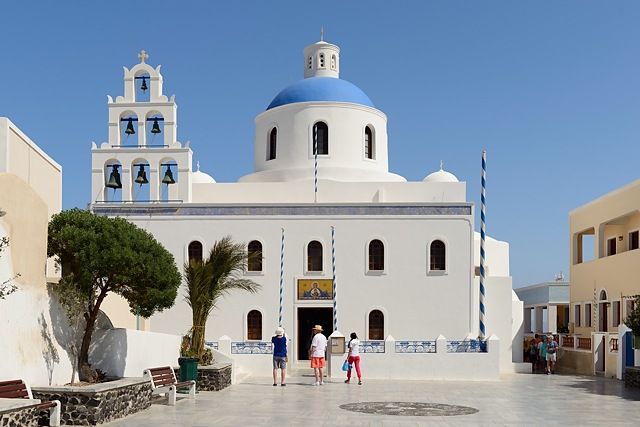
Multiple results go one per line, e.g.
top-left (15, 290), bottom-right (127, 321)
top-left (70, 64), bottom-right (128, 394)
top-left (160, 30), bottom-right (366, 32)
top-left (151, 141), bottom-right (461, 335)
top-left (555, 271), bottom-right (564, 281)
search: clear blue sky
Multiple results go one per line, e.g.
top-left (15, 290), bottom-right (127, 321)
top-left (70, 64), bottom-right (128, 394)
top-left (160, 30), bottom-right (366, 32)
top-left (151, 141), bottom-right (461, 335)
top-left (1, 2), bottom-right (639, 288)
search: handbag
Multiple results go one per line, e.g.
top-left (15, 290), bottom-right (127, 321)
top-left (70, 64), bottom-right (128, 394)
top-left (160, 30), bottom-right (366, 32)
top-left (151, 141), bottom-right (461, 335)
top-left (342, 360), bottom-right (351, 371)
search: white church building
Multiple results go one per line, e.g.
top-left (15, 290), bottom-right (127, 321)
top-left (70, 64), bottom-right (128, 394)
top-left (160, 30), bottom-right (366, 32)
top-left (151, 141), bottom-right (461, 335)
top-left (90, 38), bottom-right (525, 380)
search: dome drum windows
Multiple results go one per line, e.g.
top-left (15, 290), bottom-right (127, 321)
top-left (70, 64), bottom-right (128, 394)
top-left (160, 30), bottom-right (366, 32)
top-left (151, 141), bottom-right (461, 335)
top-left (319, 53), bottom-right (325, 68)
top-left (268, 128), bottom-right (277, 161)
top-left (364, 126), bottom-right (374, 160)
top-left (313, 122), bottom-right (329, 155)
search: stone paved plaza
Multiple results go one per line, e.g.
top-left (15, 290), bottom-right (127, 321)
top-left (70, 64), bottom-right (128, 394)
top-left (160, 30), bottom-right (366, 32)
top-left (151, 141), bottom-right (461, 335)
top-left (104, 366), bottom-right (640, 426)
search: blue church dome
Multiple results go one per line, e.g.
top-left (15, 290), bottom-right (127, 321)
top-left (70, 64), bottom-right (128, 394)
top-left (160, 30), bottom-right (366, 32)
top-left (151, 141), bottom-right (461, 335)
top-left (267, 77), bottom-right (375, 110)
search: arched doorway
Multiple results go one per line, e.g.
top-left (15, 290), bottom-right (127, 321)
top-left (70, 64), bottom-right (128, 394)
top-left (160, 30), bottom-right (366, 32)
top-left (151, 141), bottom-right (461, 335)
top-left (599, 290), bottom-right (608, 332)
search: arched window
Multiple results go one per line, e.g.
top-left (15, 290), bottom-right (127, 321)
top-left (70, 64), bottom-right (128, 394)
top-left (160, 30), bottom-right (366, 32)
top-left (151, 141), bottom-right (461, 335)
top-left (313, 122), bottom-right (328, 155)
top-left (307, 241), bottom-right (323, 271)
top-left (308, 56), bottom-right (313, 69)
top-left (188, 241), bottom-right (203, 262)
top-left (319, 53), bottom-right (325, 68)
top-left (247, 240), bottom-right (263, 272)
top-left (331, 54), bottom-right (336, 70)
top-left (369, 310), bottom-right (384, 340)
top-left (247, 310), bottom-right (262, 340)
top-left (430, 240), bottom-right (446, 271)
top-left (365, 126), bottom-right (373, 159)
top-left (599, 290), bottom-right (608, 301)
top-left (268, 128), bottom-right (277, 161)
top-left (368, 239), bottom-right (384, 271)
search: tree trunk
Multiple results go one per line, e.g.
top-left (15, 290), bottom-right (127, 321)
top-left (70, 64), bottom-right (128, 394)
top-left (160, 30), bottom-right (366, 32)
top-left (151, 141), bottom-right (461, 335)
top-left (78, 292), bottom-right (107, 382)
top-left (192, 313), bottom-right (206, 359)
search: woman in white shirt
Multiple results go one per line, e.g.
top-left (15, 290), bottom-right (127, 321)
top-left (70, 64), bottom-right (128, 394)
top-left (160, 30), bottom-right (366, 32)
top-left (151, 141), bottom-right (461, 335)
top-left (344, 332), bottom-right (362, 385)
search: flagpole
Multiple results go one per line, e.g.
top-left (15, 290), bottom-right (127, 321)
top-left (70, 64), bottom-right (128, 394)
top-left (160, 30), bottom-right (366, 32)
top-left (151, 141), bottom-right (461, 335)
top-left (479, 150), bottom-right (487, 339)
top-left (314, 125), bottom-right (318, 203)
top-left (279, 228), bottom-right (285, 327)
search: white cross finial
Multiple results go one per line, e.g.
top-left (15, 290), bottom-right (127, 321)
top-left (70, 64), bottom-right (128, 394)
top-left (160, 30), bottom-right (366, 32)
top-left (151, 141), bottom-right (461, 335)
top-left (138, 50), bottom-right (149, 63)
top-left (440, 160), bottom-right (443, 170)
top-left (196, 161), bottom-right (200, 172)
top-left (320, 27), bottom-right (324, 41)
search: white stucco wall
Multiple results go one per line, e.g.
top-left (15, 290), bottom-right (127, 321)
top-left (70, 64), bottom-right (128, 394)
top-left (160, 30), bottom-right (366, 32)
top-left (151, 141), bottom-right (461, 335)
top-left (89, 329), bottom-right (181, 378)
top-left (100, 210), bottom-right (476, 348)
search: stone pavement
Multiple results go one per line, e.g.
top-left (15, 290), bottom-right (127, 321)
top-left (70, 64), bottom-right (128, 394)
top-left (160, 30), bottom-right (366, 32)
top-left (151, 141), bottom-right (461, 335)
top-left (104, 366), bottom-right (640, 426)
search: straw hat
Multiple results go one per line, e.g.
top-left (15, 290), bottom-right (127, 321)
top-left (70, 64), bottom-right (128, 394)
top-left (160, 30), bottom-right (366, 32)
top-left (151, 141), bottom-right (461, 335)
top-left (275, 327), bottom-right (284, 336)
top-left (312, 324), bottom-right (323, 332)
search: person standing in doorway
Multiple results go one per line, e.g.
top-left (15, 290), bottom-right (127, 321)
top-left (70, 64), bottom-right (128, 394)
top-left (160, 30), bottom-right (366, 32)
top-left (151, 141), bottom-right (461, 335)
top-left (344, 332), bottom-right (362, 385)
top-left (272, 327), bottom-right (287, 386)
top-left (309, 325), bottom-right (327, 386)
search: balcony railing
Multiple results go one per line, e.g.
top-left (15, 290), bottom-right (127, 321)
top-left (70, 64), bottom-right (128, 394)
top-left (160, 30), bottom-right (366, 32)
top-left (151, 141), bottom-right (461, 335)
top-left (561, 335), bottom-right (574, 347)
top-left (577, 337), bottom-right (591, 350)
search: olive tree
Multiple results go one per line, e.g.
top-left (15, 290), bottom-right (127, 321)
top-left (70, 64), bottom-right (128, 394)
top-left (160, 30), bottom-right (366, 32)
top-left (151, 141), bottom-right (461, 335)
top-left (48, 208), bottom-right (181, 382)
top-left (0, 237), bottom-right (18, 299)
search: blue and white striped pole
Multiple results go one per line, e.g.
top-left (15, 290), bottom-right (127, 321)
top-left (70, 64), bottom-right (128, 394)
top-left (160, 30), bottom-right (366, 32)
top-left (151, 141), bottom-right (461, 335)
top-left (331, 226), bottom-right (337, 332)
top-left (314, 125), bottom-right (318, 203)
top-left (278, 228), bottom-right (285, 327)
top-left (479, 150), bottom-right (487, 339)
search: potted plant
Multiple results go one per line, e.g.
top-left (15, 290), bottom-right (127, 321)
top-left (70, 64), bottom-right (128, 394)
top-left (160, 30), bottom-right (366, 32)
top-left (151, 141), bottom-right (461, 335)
top-left (178, 333), bottom-right (200, 386)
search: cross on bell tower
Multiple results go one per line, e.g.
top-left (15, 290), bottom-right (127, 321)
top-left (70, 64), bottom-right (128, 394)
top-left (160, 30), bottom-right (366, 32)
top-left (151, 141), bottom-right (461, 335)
top-left (138, 50), bottom-right (149, 64)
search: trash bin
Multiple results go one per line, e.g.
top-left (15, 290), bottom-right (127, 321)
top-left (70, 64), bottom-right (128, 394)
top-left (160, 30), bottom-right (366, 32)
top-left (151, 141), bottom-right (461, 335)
top-left (178, 357), bottom-right (199, 393)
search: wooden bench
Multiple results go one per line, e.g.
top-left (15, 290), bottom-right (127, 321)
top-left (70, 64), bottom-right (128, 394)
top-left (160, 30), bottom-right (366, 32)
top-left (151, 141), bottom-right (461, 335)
top-left (143, 366), bottom-right (195, 406)
top-left (0, 379), bottom-right (61, 426)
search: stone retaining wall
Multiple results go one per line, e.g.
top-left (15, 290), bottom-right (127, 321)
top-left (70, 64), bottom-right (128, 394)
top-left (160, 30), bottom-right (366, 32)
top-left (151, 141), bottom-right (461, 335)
top-left (32, 378), bottom-right (151, 426)
top-left (0, 404), bottom-right (40, 427)
top-left (198, 363), bottom-right (232, 391)
top-left (625, 367), bottom-right (640, 388)
top-left (172, 363), bottom-right (232, 392)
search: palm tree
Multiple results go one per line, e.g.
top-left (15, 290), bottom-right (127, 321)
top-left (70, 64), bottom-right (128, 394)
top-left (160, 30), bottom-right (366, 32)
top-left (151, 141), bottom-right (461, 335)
top-left (184, 236), bottom-right (261, 360)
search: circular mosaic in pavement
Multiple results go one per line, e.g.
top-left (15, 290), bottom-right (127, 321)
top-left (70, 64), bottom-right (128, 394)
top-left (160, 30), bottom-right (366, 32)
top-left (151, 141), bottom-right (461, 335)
top-left (339, 401), bottom-right (479, 417)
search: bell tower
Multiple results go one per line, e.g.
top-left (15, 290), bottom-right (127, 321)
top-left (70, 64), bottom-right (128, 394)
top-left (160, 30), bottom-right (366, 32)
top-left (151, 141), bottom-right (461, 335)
top-left (91, 51), bottom-right (192, 204)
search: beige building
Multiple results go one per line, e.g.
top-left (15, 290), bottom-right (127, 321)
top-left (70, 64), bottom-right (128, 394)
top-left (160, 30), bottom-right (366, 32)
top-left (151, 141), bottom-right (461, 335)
top-left (565, 178), bottom-right (640, 377)
top-left (0, 118), bottom-right (73, 386)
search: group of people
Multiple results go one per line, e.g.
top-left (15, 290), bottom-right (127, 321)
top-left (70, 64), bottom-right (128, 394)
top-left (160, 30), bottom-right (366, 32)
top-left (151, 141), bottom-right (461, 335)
top-left (524, 333), bottom-right (558, 374)
top-left (271, 325), bottom-right (363, 386)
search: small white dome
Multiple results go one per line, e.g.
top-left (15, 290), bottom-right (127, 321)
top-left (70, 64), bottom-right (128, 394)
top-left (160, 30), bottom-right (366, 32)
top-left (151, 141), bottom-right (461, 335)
top-left (423, 164), bottom-right (459, 183)
top-left (191, 162), bottom-right (216, 183)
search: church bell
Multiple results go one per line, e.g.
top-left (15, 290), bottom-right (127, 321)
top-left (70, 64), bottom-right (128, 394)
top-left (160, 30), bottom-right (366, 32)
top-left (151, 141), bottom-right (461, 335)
top-left (105, 165), bottom-right (122, 189)
top-left (140, 76), bottom-right (148, 92)
top-left (134, 165), bottom-right (148, 185)
top-left (162, 166), bottom-right (176, 185)
top-left (150, 118), bottom-right (161, 134)
top-left (125, 118), bottom-right (135, 135)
